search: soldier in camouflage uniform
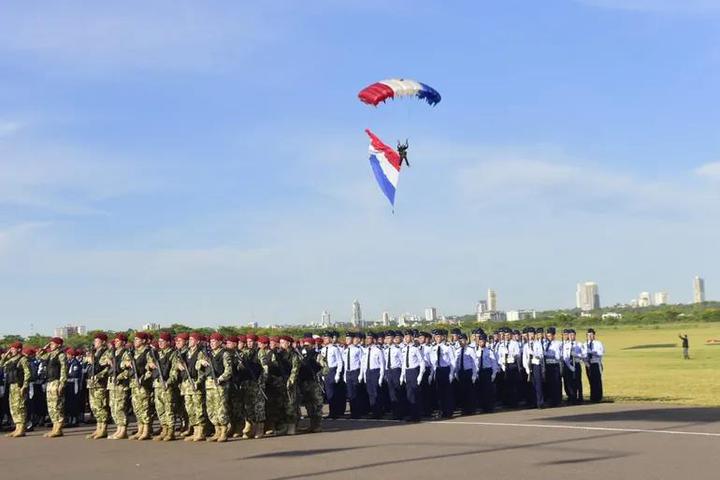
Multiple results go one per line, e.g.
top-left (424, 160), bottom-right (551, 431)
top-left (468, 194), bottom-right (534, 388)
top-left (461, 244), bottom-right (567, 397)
top-left (262, 335), bottom-right (286, 435)
top-left (196, 332), bottom-right (232, 442)
top-left (177, 332), bottom-right (207, 442)
top-left (36, 337), bottom-right (68, 438)
top-left (277, 335), bottom-right (301, 435)
top-left (123, 332), bottom-right (153, 440)
top-left (108, 333), bottom-right (131, 439)
top-left (173, 333), bottom-right (190, 436)
top-left (84, 332), bottom-right (112, 439)
top-left (224, 335), bottom-right (244, 438)
top-left (0, 341), bottom-right (32, 437)
top-left (298, 337), bottom-right (324, 433)
top-left (239, 333), bottom-right (266, 439)
top-left (147, 332), bottom-right (178, 441)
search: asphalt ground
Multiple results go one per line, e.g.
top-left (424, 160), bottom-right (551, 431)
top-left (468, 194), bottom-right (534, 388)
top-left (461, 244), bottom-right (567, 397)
top-left (1, 403), bottom-right (719, 480)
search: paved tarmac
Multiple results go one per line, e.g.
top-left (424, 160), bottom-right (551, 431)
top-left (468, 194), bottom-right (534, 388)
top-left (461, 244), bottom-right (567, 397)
top-left (1, 403), bottom-right (719, 480)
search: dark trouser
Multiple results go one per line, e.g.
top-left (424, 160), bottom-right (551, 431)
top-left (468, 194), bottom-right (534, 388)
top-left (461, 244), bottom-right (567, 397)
top-left (404, 367), bottom-right (421, 421)
top-left (477, 369), bottom-right (496, 412)
top-left (503, 366), bottom-right (520, 407)
top-left (544, 364), bottom-right (562, 407)
top-left (562, 362), bottom-right (583, 404)
top-left (419, 370), bottom-right (432, 417)
top-left (345, 369), bottom-right (362, 418)
top-left (386, 368), bottom-right (404, 419)
top-left (365, 369), bottom-right (383, 418)
top-left (457, 369), bottom-right (476, 415)
top-left (434, 366), bottom-right (454, 418)
top-left (324, 368), bottom-right (346, 418)
top-left (587, 363), bottom-right (603, 402)
top-left (531, 364), bottom-right (544, 408)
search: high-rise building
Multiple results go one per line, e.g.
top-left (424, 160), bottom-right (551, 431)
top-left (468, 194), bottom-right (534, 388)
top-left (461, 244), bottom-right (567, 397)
top-left (351, 299), bottom-right (362, 328)
top-left (141, 323), bottom-right (161, 332)
top-left (321, 310), bottom-right (331, 327)
top-left (54, 324), bottom-right (87, 339)
top-left (487, 289), bottom-right (497, 311)
top-left (638, 292), bottom-right (651, 308)
top-left (424, 307), bottom-right (437, 322)
top-left (576, 282), bottom-right (600, 312)
top-left (382, 311), bottom-right (390, 326)
top-left (475, 300), bottom-right (488, 322)
top-left (654, 292), bottom-right (669, 306)
top-left (694, 276), bottom-right (705, 303)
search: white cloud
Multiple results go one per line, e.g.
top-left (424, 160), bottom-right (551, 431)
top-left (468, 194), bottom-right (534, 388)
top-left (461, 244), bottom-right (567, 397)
top-left (0, 121), bottom-right (23, 138)
top-left (694, 162), bottom-right (720, 179)
top-left (575, 0), bottom-right (720, 13)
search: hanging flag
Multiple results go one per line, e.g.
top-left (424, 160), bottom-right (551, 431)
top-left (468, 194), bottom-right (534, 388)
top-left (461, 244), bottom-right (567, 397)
top-left (365, 129), bottom-right (402, 208)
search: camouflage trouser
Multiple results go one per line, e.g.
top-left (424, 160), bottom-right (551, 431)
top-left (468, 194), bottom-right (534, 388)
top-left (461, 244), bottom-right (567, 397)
top-left (285, 383), bottom-right (299, 424)
top-left (46, 380), bottom-right (65, 424)
top-left (130, 385), bottom-right (152, 424)
top-left (265, 376), bottom-right (287, 428)
top-left (299, 380), bottom-right (323, 421)
top-left (172, 388), bottom-right (187, 428)
top-left (108, 384), bottom-right (128, 426)
top-left (153, 386), bottom-right (175, 428)
top-left (88, 385), bottom-right (109, 423)
top-left (229, 385), bottom-right (244, 426)
top-left (9, 384), bottom-right (27, 425)
top-left (205, 382), bottom-right (229, 427)
top-left (182, 390), bottom-right (206, 427)
top-left (241, 379), bottom-right (266, 423)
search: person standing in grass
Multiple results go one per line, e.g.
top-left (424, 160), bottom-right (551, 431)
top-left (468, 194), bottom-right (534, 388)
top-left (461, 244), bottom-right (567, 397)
top-left (678, 334), bottom-right (690, 360)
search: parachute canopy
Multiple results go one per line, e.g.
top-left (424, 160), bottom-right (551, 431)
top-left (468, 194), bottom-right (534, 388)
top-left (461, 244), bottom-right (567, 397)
top-left (358, 79), bottom-right (441, 107)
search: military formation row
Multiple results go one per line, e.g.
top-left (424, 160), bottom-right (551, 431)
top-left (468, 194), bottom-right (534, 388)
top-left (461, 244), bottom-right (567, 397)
top-left (0, 326), bottom-right (605, 440)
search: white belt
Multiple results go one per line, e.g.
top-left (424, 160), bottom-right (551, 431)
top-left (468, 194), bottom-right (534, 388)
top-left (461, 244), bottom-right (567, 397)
top-left (531, 359), bottom-right (541, 365)
top-left (589, 357), bottom-right (602, 364)
top-left (67, 378), bottom-right (80, 394)
top-left (544, 359), bottom-right (559, 365)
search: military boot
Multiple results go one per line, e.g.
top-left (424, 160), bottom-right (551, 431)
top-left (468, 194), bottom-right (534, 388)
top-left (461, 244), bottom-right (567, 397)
top-left (5, 424), bottom-right (18, 438)
top-left (254, 422), bottom-right (265, 439)
top-left (192, 424), bottom-right (207, 442)
top-left (183, 426), bottom-right (195, 442)
top-left (275, 424), bottom-right (288, 436)
top-left (94, 423), bottom-right (107, 439)
top-left (129, 424), bottom-right (142, 440)
top-left (153, 425), bottom-right (166, 442)
top-left (286, 423), bottom-right (297, 436)
top-left (309, 417), bottom-right (322, 433)
top-left (162, 426), bottom-right (175, 442)
top-left (11, 423), bottom-right (27, 438)
top-left (86, 423), bottom-right (100, 439)
top-left (206, 425), bottom-right (219, 442)
top-left (242, 420), bottom-right (253, 439)
top-left (180, 426), bottom-right (192, 437)
top-left (47, 423), bottom-right (64, 438)
top-left (137, 423), bottom-right (152, 441)
top-left (216, 425), bottom-right (228, 443)
top-left (111, 425), bottom-right (128, 440)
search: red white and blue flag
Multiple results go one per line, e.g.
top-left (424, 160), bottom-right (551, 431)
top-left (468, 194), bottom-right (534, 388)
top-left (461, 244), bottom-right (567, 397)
top-left (365, 129), bottom-right (401, 208)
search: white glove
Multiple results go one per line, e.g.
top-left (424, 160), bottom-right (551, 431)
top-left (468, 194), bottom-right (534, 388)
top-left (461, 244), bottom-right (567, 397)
top-left (400, 375), bottom-right (406, 385)
top-left (449, 373), bottom-right (454, 383)
top-left (334, 375), bottom-right (341, 384)
top-left (471, 374), bottom-right (478, 384)
top-left (491, 373), bottom-right (497, 382)
top-left (379, 377), bottom-right (383, 386)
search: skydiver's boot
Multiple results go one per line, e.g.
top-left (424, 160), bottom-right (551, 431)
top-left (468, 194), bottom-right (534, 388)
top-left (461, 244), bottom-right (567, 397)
top-left (287, 422), bottom-right (297, 436)
top-left (183, 426), bottom-right (195, 442)
top-left (137, 423), bottom-right (152, 441)
top-left (94, 422), bottom-right (107, 439)
top-left (47, 423), bottom-right (64, 438)
top-left (153, 425), bottom-right (166, 441)
top-left (254, 422), bottom-right (265, 439)
top-left (192, 424), bottom-right (207, 442)
top-left (111, 425), bottom-right (127, 440)
top-left (86, 423), bottom-right (100, 439)
top-left (162, 425), bottom-right (175, 441)
top-left (242, 420), bottom-right (252, 439)
top-left (206, 425), bottom-right (219, 442)
top-left (309, 417), bottom-right (322, 433)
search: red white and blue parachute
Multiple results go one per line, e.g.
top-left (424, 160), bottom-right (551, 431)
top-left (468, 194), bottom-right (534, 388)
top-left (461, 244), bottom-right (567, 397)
top-left (358, 79), bottom-right (441, 107)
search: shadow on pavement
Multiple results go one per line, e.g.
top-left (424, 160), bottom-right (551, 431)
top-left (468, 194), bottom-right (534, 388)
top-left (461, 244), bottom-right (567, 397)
top-left (549, 407), bottom-right (720, 424)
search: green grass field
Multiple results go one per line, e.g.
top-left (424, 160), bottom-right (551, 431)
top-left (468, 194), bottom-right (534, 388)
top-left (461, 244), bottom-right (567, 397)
top-left (597, 322), bottom-right (720, 406)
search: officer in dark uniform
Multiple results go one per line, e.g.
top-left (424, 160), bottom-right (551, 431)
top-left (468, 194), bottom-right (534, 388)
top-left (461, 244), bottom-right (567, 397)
top-left (65, 348), bottom-right (83, 427)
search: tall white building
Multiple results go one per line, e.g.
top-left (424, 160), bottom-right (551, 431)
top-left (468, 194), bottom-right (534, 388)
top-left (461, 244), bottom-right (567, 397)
top-left (576, 282), bottom-right (600, 312)
top-left (694, 276), bottom-right (705, 303)
top-left (654, 292), bottom-right (669, 306)
top-left (506, 310), bottom-right (536, 322)
top-left (424, 307), bottom-right (437, 322)
top-left (382, 311), bottom-right (391, 326)
top-left (321, 310), bottom-right (331, 327)
top-left (54, 324), bottom-right (87, 339)
top-left (351, 299), bottom-right (362, 328)
top-left (638, 292), bottom-right (651, 308)
top-left (487, 289), bottom-right (497, 312)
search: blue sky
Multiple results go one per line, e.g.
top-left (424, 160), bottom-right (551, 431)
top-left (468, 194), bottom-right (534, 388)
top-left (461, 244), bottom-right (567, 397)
top-left (1, 0), bottom-right (719, 334)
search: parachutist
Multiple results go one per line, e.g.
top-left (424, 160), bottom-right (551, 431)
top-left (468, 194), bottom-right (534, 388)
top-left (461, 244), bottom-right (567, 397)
top-left (397, 139), bottom-right (409, 167)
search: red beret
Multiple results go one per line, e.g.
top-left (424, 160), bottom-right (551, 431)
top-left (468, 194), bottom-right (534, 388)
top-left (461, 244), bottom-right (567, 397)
top-left (176, 333), bottom-right (189, 341)
top-left (158, 332), bottom-right (172, 342)
top-left (246, 334), bottom-right (258, 341)
top-left (114, 333), bottom-right (128, 342)
top-left (280, 335), bottom-right (293, 343)
top-left (225, 335), bottom-right (238, 343)
top-left (189, 332), bottom-right (203, 340)
top-left (94, 332), bottom-right (108, 342)
top-left (237, 335), bottom-right (247, 342)
top-left (257, 336), bottom-right (269, 344)
top-left (75, 348), bottom-right (85, 355)
top-left (210, 332), bottom-right (224, 342)
top-left (65, 348), bottom-right (76, 356)
top-left (135, 332), bottom-right (149, 341)
top-left (302, 337), bottom-right (313, 344)
top-left (314, 338), bottom-right (323, 344)
top-left (51, 337), bottom-right (64, 345)
top-left (269, 335), bottom-right (280, 343)
top-left (23, 347), bottom-right (36, 356)
top-left (151, 340), bottom-right (159, 348)
top-left (10, 341), bottom-right (23, 350)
